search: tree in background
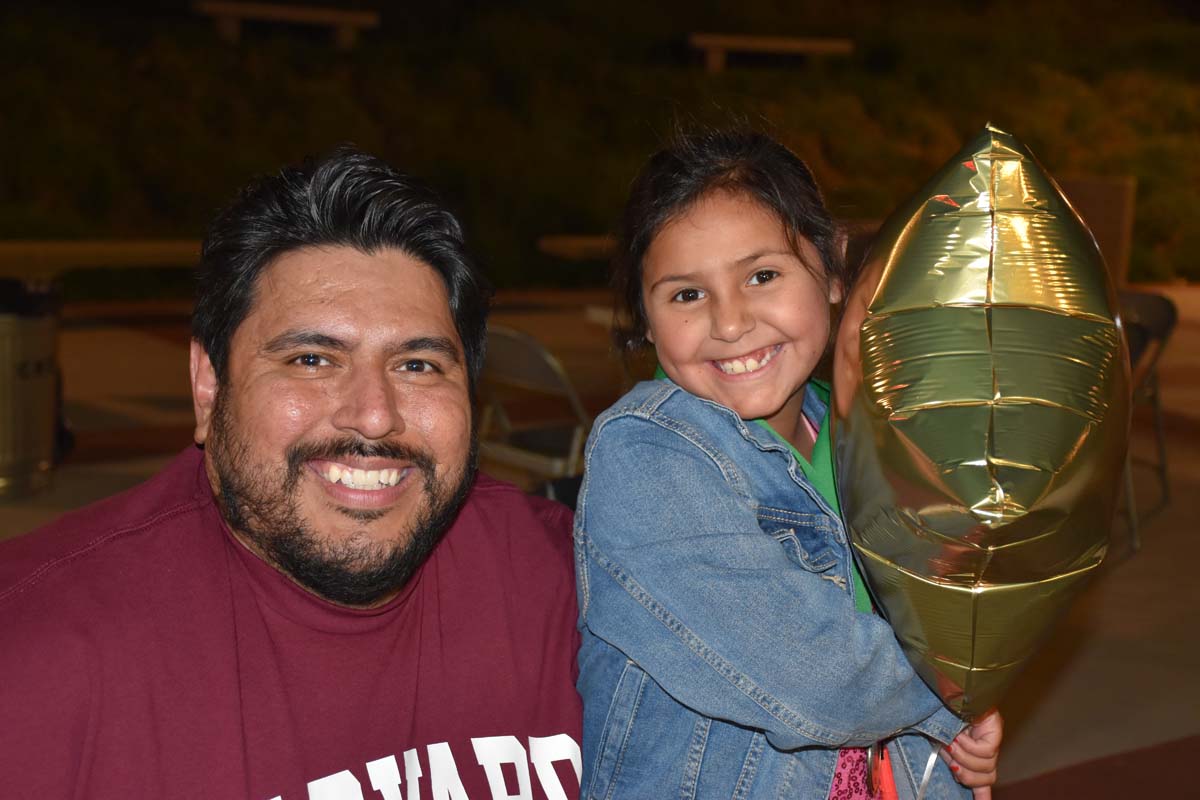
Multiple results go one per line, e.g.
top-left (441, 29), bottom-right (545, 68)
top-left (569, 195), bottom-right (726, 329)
top-left (1, 0), bottom-right (1196, 288)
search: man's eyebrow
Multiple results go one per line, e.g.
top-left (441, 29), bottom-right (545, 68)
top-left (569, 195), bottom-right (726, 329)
top-left (260, 331), bottom-right (462, 364)
top-left (389, 336), bottom-right (462, 364)
top-left (261, 330), bottom-right (350, 354)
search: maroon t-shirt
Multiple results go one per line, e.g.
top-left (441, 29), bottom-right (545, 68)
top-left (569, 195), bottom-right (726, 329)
top-left (0, 447), bottom-right (582, 800)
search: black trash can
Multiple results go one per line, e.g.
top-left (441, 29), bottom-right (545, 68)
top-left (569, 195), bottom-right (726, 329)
top-left (0, 279), bottom-right (60, 498)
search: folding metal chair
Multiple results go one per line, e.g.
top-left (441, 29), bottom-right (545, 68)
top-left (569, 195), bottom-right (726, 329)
top-left (478, 325), bottom-right (591, 482)
top-left (1119, 290), bottom-right (1178, 549)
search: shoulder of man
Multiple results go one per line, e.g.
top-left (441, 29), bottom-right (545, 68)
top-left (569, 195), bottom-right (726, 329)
top-left (0, 446), bottom-right (216, 606)
top-left (448, 473), bottom-right (576, 598)
top-left (462, 472), bottom-right (573, 545)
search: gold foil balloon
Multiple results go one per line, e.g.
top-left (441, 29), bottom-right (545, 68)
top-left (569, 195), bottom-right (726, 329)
top-left (832, 124), bottom-right (1130, 720)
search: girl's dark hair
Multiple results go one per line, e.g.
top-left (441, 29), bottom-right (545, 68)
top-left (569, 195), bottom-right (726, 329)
top-left (612, 128), bottom-right (846, 350)
top-left (193, 145), bottom-right (493, 396)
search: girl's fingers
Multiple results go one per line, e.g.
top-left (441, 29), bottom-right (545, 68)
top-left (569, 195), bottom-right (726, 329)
top-left (954, 709), bottom-right (1004, 759)
top-left (939, 732), bottom-right (1000, 789)
top-left (943, 755), bottom-right (998, 789)
top-left (946, 739), bottom-right (998, 773)
top-left (954, 734), bottom-right (996, 758)
top-left (948, 760), bottom-right (997, 787)
top-left (937, 710), bottom-right (1003, 789)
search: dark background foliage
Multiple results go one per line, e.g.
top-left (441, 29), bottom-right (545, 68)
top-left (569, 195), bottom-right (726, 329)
top-left (2, 0), bottom-right (1197, 296)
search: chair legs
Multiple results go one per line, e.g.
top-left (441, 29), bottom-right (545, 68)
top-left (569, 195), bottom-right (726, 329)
top-left (1121, 364), bottom-right (1173, 553)
top-left (1123, 454), bottom-right (1139, 552)
top-left (1150, 373), bottom-right (1170, 504)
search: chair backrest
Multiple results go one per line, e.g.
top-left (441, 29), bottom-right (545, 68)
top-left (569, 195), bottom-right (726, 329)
top-left (1120, 291), bottom-right (1178, 342)
top-left (482, 325), bottom-right (590, 424)
top-left (1058, 176), bottom-right (1137, 287)
top-left (1119, 290), bottom-right (1178, 388)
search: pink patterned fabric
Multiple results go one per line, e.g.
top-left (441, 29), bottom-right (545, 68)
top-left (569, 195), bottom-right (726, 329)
top-left (828, 747), bottom-right (876, 800)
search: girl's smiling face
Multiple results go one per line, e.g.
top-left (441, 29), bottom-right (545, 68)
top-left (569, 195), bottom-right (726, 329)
top-left (642, 190), bottom-right (842, 441)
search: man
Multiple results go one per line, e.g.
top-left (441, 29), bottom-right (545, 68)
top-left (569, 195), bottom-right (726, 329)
top-left (0, 149), bottom-right (583, 799)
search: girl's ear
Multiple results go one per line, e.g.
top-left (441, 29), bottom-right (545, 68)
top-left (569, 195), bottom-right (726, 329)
top-left (828, 278), bottom-right (845, 304)
top-left (641, 305), bottom-right (654, 344)
top-left (829, 225), bottom-right (849, 304)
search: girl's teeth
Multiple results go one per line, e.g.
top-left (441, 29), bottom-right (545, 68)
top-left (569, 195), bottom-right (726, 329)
top-left (718, 347), bottom-right (776, 375)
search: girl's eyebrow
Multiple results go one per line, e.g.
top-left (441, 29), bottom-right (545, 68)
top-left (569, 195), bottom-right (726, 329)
top-left (735, 248), bottom-right (794, 265)
top-left (649, 248), bottom-right (798, 291)
top-left (649, 271), bottom-right (700, 291)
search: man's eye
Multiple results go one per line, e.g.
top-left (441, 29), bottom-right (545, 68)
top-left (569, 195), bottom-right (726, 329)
top-left (671, 287), bottom-right (705, 303)
top-left (748, 269), bottom-right (778, 286)
top-left (401, 359), bottom-right (436, 373)
top-left (293, 353), bottom-right (328, 368)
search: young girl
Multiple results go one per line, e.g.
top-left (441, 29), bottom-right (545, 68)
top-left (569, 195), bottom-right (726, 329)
top-left (574, 130), bottom-right (1001, 799)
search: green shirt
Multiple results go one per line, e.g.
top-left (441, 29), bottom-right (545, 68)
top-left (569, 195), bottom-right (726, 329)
top-left (752, 382), bottom-right (874, 614)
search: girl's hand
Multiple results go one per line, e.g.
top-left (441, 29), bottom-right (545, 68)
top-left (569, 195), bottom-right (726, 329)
top-left (939, 708), bottom-right (1003, 797)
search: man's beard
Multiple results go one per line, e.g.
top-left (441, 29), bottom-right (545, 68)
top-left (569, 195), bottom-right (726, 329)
top-left (206, 392), bottom-right (475, 607)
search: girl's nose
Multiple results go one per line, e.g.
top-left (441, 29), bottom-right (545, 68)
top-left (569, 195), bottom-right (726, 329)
top-left (710, 296), bottom-right (756, 342)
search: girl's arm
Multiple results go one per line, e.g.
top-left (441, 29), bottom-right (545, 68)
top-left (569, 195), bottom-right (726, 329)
top-left (577, 414), bottom-right (965, 752)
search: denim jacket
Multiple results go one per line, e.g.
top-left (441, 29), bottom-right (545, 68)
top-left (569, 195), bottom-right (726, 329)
top-left (575, 379), bottom-right (969, 799)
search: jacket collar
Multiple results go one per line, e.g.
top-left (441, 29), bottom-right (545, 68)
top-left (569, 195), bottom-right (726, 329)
top-left (655, 376), bottom-right (830, 455)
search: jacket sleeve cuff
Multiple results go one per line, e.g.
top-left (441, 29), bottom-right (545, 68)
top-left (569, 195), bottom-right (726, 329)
top-left (915, 704), bottom-right (967, 745)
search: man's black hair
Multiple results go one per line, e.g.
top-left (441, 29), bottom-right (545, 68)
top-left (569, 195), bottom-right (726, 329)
top-left (193, 146), bottom-right (492, 393)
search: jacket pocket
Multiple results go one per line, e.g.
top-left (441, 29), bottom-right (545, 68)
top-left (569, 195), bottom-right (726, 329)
top-left (585, 660), bottom-right (649, 800)
top-left (756, 507), bottom-right (838, 573)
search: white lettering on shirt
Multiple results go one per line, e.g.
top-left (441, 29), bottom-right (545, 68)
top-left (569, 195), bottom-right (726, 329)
top-left (365, 755), bottom-right (403, 800)
top-left (266, 734), bottom-right (580, 800)
top-left (308, 770), bottom-right (365, 800)
top-left (402, 748), bottom-right (424, 800)
top-left (427, 742), bottom-right (469, 800)
top-left (471, 736), bottom-right (531, 799)
top-left (528, 735), bottom-right (582, 800)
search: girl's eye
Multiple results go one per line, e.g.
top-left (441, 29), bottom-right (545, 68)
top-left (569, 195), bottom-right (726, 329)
top-left (671, 287), bottom-right (705, 303)
top-left (293, 353), bottom-right (329, 368)
top-left (748, 269), bottom-right (779, 286)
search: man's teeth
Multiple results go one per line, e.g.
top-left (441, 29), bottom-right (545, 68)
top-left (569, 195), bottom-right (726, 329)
top-left (323, 464), bottom-right (405, 490)
top-left (715, 347), bottom-right (777, 375)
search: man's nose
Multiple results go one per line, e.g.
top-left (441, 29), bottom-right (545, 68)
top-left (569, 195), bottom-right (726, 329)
top-left (331, 368), bottom-right (403, 440)
top-left (710, 295), bottom-right (756, 342)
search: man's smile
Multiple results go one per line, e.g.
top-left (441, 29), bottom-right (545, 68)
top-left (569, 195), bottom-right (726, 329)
top-left (307, 458), bottom-right (419, 506)
top-left (312, 459), bottom-right (410, 489)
